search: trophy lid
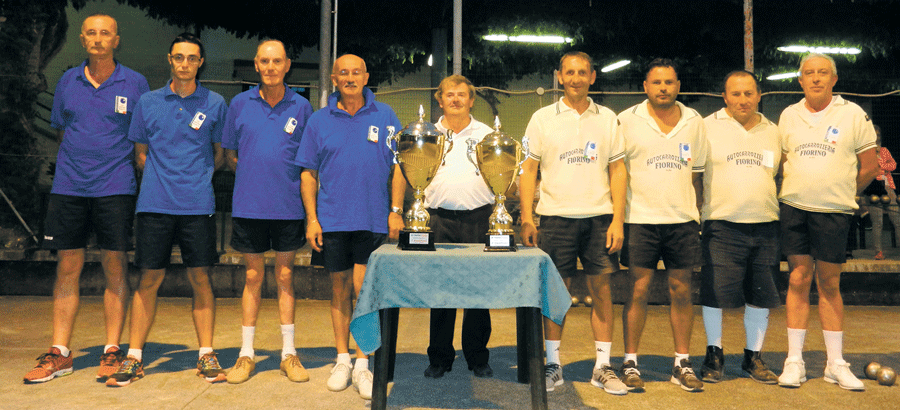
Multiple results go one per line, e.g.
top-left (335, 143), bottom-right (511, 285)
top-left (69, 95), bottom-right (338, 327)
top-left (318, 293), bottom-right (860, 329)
top-left (482, 115), bottom-right (512, 143)
top-left (399, 105), bottom-right (443, 138)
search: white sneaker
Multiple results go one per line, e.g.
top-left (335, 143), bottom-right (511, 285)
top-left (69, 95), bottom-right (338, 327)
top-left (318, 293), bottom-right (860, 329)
top-left (327, 362), bottom-right (352, 392)
top-left (591, 365), bottom-right (628, 395)
top-left (545, 363), bottom-right (564, 392)
top-left (777, 357), bottom-right (807, 387)
top-left (352, 369), bottom-right (374, 400)
top-left (824, 360), bottom-right (865, 391)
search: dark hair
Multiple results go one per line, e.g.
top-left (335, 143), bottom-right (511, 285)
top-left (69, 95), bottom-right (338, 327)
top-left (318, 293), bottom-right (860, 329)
top-left (558, 51), bottom-right (595, 73)
top-left (170, 32), bottom-right (205, 60)
top-left (645, 58), bottom-right (678, 80)
top-left (722, 70), bottom-right (760, 93)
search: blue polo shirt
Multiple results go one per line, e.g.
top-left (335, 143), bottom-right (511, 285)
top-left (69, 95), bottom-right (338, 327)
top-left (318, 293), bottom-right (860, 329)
top-left (294, 88), bottom-right (400, 234)
top-left (222, 85), bottom-right (312, 220)
top-left (50, 60), bottom-right (150, 196)
top-left (128, 80), bottom-right (226, 215)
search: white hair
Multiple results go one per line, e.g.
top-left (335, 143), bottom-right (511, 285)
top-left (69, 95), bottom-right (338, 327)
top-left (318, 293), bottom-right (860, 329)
top-left (799, 53), bottom-right (837, 76)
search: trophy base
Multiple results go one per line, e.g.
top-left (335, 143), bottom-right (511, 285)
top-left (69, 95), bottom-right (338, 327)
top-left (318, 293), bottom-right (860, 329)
top-left (398, 230), bottom-right (436, 251)
top-left (484, 234), bottom-right (517, 252)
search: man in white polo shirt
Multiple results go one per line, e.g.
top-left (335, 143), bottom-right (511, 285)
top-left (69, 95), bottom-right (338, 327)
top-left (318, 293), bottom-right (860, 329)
top-left (776, 53), bottom-right (878, 391)
top-left (618, 58), bottom-right (707, 392)
top-left (520, 51), bottom-right (628, 396)
top-left (698, 70), bottom-right (780, 385)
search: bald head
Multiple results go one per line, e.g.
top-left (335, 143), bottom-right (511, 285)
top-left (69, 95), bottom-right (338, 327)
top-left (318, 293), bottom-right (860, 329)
top-left (331, 54), bottom-right (369, 99)
top-left (82, 14), bottom-right (117, 34)
top-left (255, 40), bottom-right (290, 87)
top-left (256, 39), bottom-right (287, 59)
top-left (332, 54), bottom-right (367, 75)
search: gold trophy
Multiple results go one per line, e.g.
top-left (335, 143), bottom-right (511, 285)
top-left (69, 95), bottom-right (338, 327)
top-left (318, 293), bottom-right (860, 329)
top-left (387, 105), bottom-right (452, 251)
top-left (466, 116), bottom-right (528, 251)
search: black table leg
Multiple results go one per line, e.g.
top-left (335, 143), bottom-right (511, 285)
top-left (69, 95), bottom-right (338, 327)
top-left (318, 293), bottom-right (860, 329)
top-left (372, 309), bottom-right (394, 410)
top-left (516, 307), bottom-right (547, 410)
top-left (387, 307), bottom-right (399, 381)
top-left (516, 307), bottom-right (528, 383)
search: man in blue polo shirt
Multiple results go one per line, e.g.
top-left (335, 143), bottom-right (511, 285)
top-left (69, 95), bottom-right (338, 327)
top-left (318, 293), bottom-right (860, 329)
top-left (106, 32), bottom-right (227, 387)
top-left (222, 39), bottom-right (313, 384)
top-left (24, 13), bottom-right (149, 385)
top-left (295, 54), bottom-right (405, 400)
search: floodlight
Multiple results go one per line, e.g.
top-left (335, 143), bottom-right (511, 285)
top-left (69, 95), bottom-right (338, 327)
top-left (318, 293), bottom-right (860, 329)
top-left (601, 60), bottom-right (630, 73)
top-left (766, 72), bottom-right (800, 80)
top-left (777, 45), bottom-right (861, 55)
top-left (483, 34), bottom-right (573, 44)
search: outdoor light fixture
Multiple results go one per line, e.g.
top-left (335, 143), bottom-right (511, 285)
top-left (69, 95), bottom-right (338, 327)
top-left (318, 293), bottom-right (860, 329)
top-left (778, 45), bottom-right (861, 55)
top-left (601, 60), bottom-right (630, 73)
top-left (766, 72), bottom-right (800, 80)
top-left (483, 34), bottom-right (573, 44)
top-left (428, 54), bottom-right (433, 67)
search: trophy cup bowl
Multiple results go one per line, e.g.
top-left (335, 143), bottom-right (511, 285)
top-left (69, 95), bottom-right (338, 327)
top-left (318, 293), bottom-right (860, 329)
top-left (387, 105), bottom-right (452, 251)
top-left (466, 116), bottom-right (528, 251)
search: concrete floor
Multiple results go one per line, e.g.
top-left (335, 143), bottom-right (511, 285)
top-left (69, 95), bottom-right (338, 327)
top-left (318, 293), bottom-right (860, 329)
top-left (1, 296), bottom-right (898, 410)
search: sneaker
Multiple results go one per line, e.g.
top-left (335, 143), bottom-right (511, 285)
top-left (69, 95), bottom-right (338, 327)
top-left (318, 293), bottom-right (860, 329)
top-left (620, 360), bottom-right (645, 392)
top-left (824, 360), bottom-right (865, 391)
top-left (777, 357), bottom-right (807, 387)
top-left (280, 354), bottom-right (310, 382)
top-left (671, 359), bottom-right (704, 392)
top-left (352, 369), bottom-right (374, 400)
top-left (591, 365), bottom-right (628, 395)
top-left (742, 349), bottom-right (778, 384)
top-left (700, 345), bottom-right (724, 383)
top-left (327, 362), bottom-right (352, 392)
top-left (544, 363), bottom-right (564, 392)
top-left (97, 346), bottom-right (126, 381)
top-left (105, 356), bottom-right (144, 387)
top-left (226, 356), bottom-right (255, 384)
top-left (23, 347), bottom-right (73, 384)
top-left (197, 352), bottom-right (227, 383)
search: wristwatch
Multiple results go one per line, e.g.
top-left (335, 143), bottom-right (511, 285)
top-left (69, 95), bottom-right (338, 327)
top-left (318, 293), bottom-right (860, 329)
top-left (390, 206), bottom-right (403, 215)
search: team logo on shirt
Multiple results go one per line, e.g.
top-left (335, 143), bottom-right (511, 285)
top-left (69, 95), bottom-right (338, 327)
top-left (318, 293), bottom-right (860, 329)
top-left (115, 96), bottom-right (128, 114)
top-left (559, 145), bottom-right (594, 165)
top-left (284, 117), bottom-right (298, 134)
top-left (795, 142), bottom-right (835, 157)
top-left (190, 112), bottom-right (207, 130)
top-left (824, 126), bottom-right (840, 144)
top-left (679, 143), bottom-right (691, 164)
top-left (726, 151), bottom-right (764, 167)
top-left (583, 141), bottom-right (598, 161)
top-left (368, 125), bottom-right (379, 143)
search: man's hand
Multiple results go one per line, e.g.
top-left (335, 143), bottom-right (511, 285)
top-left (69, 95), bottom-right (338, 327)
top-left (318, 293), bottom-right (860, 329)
top-left (521, 221), bottom-right (538, 247)
top-left (388, 212), bottom-right (404, 240)
top-left (606, 221), bottom-right (624, 254)
top-left (306, 220), bottom-right (323, 252)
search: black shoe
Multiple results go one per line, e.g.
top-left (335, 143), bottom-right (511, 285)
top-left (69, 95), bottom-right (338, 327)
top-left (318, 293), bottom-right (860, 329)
top-left (424, 364), bottom-right (451, 378)
top-left (471, 363), bottom-right (493, 378)
top-left (700, 345), bottom-right (724, 383)
top-left (741, 349), bottom-right (778, 384)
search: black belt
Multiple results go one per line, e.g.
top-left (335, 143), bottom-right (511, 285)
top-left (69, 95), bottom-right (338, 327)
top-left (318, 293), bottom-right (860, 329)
top-left (427, 204), bottom-right (492, 218)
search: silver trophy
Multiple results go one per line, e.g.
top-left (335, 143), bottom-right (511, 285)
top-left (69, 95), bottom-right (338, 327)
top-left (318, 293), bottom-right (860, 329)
top-left (466, 116), bottom-right (528, 251)
top-left (387, 105), bottom-right (453, 251)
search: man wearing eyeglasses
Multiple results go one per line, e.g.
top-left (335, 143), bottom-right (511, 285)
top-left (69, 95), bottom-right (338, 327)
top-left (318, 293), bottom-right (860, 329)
top-left (105, 32), bottom-right (227, 387)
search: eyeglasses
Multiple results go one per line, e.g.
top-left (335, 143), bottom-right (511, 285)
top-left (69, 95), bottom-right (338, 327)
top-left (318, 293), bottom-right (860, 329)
top-left (170, 54), bottom-right (201, 65)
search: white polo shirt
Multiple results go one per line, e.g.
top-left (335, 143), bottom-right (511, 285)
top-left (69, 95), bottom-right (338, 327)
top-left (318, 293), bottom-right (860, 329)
top-left (619, 100), bottom-right (708, 224)
top-left (701, 108), bottom-right (780, 223)
top-left (779, 96), bottom-right (877, 214)
top-left (425, 115), bottom-right (495, 211)
top-left (524, 97), bottom-right (624, 218)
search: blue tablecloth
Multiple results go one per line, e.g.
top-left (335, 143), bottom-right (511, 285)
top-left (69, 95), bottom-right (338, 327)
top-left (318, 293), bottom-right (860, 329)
top-left (350, 243), bottom-right (571, 354)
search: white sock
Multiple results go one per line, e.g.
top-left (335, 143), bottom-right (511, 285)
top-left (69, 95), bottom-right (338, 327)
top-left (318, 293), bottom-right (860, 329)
top-left (240, 326), bottom-right (255, 359)
top-left (594, 341), bottom-right (612, 369)
top-left (702, 306), bottom-right (723, 348)
top-left (354, 358), bottom-right (369, 373)
top-left (743, 305), bottom-right (769, 352)
top-left (786, 328), bottom-right (806, 360)
top-left (545, 340), bottom-right (561, 365)
top-left (823, 330), bottom-right (844, 365)
top-left (199, 347), bottom-right (213, 358)
top-left (336, 353), bottom-right (352, 366)
top-left (52, 345), bottom-right (70, 357)
top-left (624, 353), bottom-right (638, 366)
top-left (127, 348), bottom-right (143, 361)
top-left (675, 353), bottom-right (690, 367)
top-left (104, 344), bottom-right (118, 354)
top-left (281, 324), bottom-right (296, 360)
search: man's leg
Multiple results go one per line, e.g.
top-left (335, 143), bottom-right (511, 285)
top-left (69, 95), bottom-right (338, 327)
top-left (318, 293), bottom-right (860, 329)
top-left (100, 250), bottom-right (129, 348)
top-left (623, 266), bottom-right (653, 356)
top-left (51, 249), bottom-right (86, 349)
top-left (227, 253), bottom-right (264, 384)
top-left (186, 266), bottom-right (216, 348)
top-left (426, 308), bottom-right (457, 377)
top-left (275, 251), bottom-right (308, 382)
top-left (668, 268), bottom-right (694, 355)
top-left (128, 269), bottom-right (167, 352)
top-left (815, 260), bottom-right (863, 390)
top-left (778, 254), bottom-right (813, 387)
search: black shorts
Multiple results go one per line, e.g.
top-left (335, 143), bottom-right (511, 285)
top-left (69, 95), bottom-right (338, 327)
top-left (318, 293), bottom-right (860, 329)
top-left (135, 213), bottom-right (218, 269)
top-left (321, 231), bottom-right (386, 272)
top-left (700, 220), bottom-right (780, 309)
top-left (230, 218), bottom-right (306, 253)
top-left (538, 215), bottom-right (619, 278)
top-left (780, 203), bottom-right (851, 264)
top-left (622, 222), bottom-right (701, 270)
top-left (42, 194), bottom-right (135, 251)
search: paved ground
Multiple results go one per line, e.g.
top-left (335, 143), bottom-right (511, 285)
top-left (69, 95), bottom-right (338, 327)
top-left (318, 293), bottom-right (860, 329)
top-left (1, 296), bottom-right (898, 410)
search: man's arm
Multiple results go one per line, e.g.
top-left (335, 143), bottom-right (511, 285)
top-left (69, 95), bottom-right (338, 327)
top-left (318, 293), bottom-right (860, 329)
top-left (224, 148), bottom-right (238, 172)
top-left (519, 157), bottom-right (539, 247)
top-left (56, 130), bottom-right (65, 144)
top-left (213, 142), bottom-right (224, 171)
top-left (300, 168), bottom-right (322, 252)
top-left (776, 155), bottom-right (786, 196)
top-left (857, 148), bottom-right (879, 195)
top-left (693, 172), bottom-right (703, 214)
top-left (389, 164), bottom-right (406, 240)
top-left (607, 159), bottom-right (626, 254)
top-left (134, 143), bottom-right (148, 174)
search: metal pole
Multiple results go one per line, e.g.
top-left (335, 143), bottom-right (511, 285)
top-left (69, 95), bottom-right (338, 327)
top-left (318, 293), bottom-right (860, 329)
top-left (0, 185), bottom-right (39, 244)
top-left (318, 0), bottom-right (333, 109)
top-left (453, 0), bottom-right (462, 75)
top-left (333, 0), bottom-right (339, 68)
top-left (744, 0), bottom-right (754, 72)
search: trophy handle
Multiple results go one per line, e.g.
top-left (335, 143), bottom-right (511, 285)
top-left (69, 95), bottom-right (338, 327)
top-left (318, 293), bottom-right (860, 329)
top-left (443, 130), bottom-right (454, 166)
top-left (385, 125), bottom-right (399, 162)
top-left (466, 138), bottom-right (480, 175)
top-left (518, 136), bottom-right (530, 175)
